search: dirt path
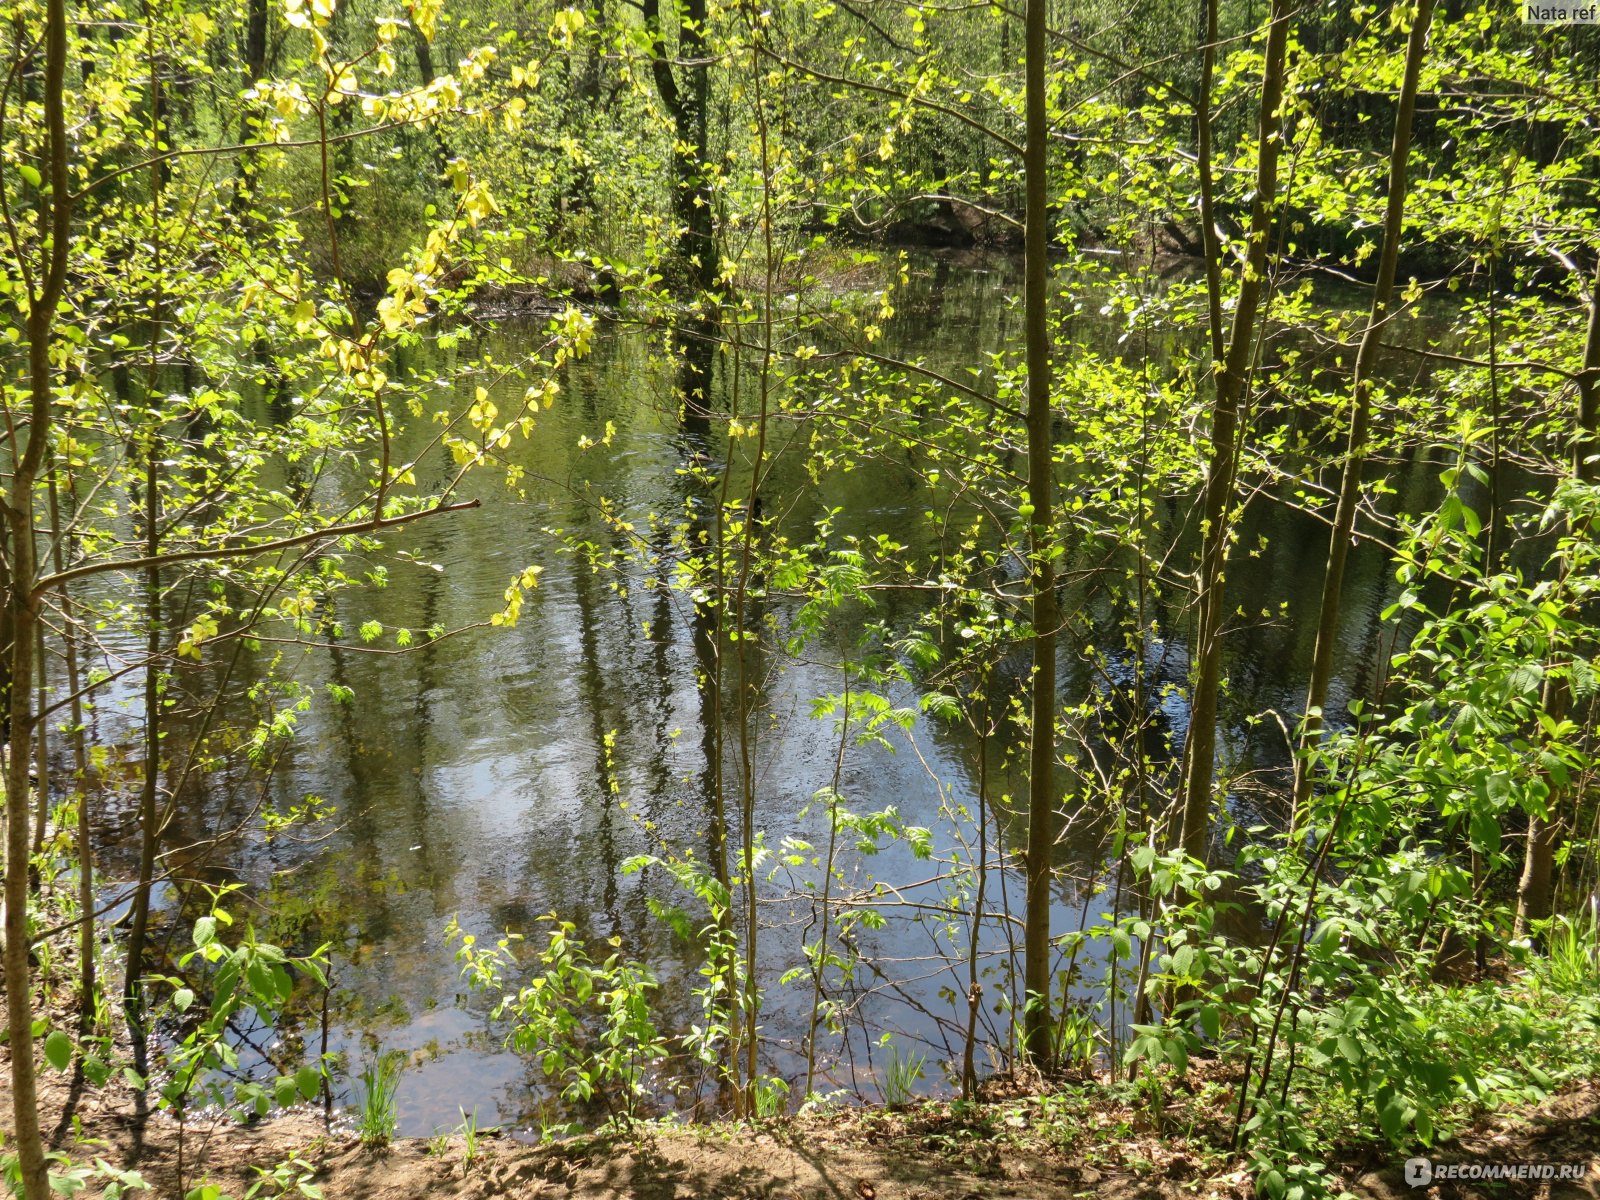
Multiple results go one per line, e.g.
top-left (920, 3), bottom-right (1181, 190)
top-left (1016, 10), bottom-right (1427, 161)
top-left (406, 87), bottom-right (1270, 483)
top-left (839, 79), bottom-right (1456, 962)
top-left (3, 1051), bottom-right (1190, 1200)
top-left (1346, 1083), bottom-right (1600, 1200)
top-left (10, 1047), bottom-right (1600, 1199)
top-left (310, 1124), bottom-right (1129, 1200)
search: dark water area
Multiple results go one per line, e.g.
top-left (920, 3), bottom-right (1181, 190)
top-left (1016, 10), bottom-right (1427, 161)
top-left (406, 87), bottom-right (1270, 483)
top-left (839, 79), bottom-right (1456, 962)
top-left (82, 250), bottom-right (1477, 1136)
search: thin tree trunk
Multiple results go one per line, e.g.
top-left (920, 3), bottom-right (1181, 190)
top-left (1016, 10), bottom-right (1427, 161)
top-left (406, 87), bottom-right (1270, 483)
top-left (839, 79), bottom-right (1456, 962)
top-left (232, 0), bottom-right (268, 209)
top-left (1176, 0), bottom-right (1294, 863)
top-left (4, 0), bottom-right (71, 1190)
top-left (30, 620), bottom-right (49, 876)
top-left (124, 28), bottom-right (166, 1070)
top-left (962, 706), bottom-right (990, 1097)
top-left (1021, 0), bottom-right (1057, 1065)
top-left (3, 387), bottom-right (49, 1200)
top-left (804, 672), bottom-right (851, 1100)
top-left (1515, 251), bottom-right (1600, 932)
top-left (48, 478), bottom-right (96, 1038)
top-left (122, 443), bottom-right (161, 1073)
top-left (1293, 0), bottom-right (1436, 809)
top-left (1194, 0), bottom-right (1225, 365)
top-left (734, 33), bottom-right (778, 1113)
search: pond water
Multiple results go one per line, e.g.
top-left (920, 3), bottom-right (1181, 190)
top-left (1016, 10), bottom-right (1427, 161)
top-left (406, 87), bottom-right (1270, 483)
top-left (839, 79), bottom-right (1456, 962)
top-left (88, 250), bottom-right (1456, 1136)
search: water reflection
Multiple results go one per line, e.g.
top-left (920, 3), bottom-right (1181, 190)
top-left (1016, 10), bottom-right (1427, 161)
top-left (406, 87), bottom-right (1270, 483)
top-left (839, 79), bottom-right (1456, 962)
top-left (85, 251), bottom-right (1454, 1134)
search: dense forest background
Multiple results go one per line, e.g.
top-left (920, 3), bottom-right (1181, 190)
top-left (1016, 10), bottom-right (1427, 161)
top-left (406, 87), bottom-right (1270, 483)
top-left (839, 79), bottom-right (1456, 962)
top-left (1, 0), bottom-right (1599, 1195)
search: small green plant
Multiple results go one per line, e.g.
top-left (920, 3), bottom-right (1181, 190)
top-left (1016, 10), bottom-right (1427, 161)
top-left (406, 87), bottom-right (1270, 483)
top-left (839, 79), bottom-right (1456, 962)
top-left (881, 1039), bottom-right (925, 1107)
top-left (449, 916), bottom-right (665, 1129)
top-left (1, 1148), bottom-right (148, 1199)
top-left (1539, 909), bottom-right (1599, 992)
top-left (1051, 1002), bottom-right (1102, 1071)
top-left (244, 1156), bottom-right (325, 1199)
top-left (139, 888), bottom-right (331, 1196)
top-left (751, 1075), bottom-right (791, 1119)
top-left (798, 1088), bottom-right (849, 1115)
top-left (354, 1052), bottom-right (405, 1146)
top-left (182, 1155), bottom-right (324, 1200)
top-left (457, 1107), bottom-right (485, 1168)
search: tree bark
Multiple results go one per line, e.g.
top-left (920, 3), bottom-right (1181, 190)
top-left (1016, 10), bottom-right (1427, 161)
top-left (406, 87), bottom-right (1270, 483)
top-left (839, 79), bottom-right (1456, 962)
top-left (1177, 0), bottom-right (1294, 863)
top-left (123, 20), bottom-right (168, 1073)
top-left (122, 443), bottom-right (162, 1073)
top-left (643, 0), bottom-right (714, 292)
top-left (1194, 0), bottom-right (1224, 366)
top-left (48, 478), bottom-right (96, 1040)
top-left (1294, 0), bottom-right (1436, 809)
top-left (4, 0), bottom-right (71, 1192)
top-left (232, 0), bottom-right (268, 208)
top-left (1515, 250), bottom-right (1600, 932)
top-left (1021, 0), bottom-right (1057, 1065)
top-left (407, 18), bottom-right (452, 176)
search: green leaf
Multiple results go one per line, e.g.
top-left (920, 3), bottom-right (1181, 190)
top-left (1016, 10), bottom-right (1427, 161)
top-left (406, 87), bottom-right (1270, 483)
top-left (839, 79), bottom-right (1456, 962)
top-left (18, 164), bottom-right (41, 188)
top-left (173, 988), bottom-right (195, 1013)
top-left (193, 916), bottom-right (217, 948)
top-left (1377, 1093), bottom-right (1407, 1142)
top-left (1165, 1037), bottom-right (1189, 1074)
top-left (296, 1065), bottom-right (322, 1101)
top-left (44, 1030), bottom-right (72, 1071)
top-left (83, 1055), bottom-right (112, 1087)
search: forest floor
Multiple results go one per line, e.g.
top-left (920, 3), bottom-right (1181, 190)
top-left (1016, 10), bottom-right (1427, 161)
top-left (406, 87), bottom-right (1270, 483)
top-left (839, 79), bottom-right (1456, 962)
top-left (9, 1048), bottom-right (1600, 1200)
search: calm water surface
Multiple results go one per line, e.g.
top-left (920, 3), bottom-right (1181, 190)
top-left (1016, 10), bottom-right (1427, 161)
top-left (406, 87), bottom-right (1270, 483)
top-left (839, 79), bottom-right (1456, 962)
top-left (89, 251), bottom-right (1450, 1135)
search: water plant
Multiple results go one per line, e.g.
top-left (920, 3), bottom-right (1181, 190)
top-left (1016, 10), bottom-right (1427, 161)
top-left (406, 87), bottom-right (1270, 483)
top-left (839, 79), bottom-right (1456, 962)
top-left (354, 1054), bottom-right (405, 1147)
top-left (457, 1108), bottom-right (485, 1168)
top-left (448, 917), bottom-right (665, 1130)
top-left (881, 1040), bottom-right (926, 1108)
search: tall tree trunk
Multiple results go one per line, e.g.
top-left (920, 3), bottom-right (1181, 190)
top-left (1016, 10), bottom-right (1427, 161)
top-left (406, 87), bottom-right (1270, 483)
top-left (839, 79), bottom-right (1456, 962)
top-left (4, 0), bottom-right (71, 1191)
top-left (123, 19), bottom-right (166, 1070)
top-left (643, 0), bottom-right (714, 293)
top-left (232, 0), bottom-right (268, 208)
top-left (1515, 251), bottom-right (1600, 932)
top-left (730, 27), bottom-right (778, 1113)
top-left (122, 445), bottom-right (161, 1073)
top-left (48, 478), bottom-right (96, 1039)
top-left (407, 18), bottom-right (452, 176)
top-left (677, 0), bottom-right (712, 293)
top-left (29, 621), bottom-right (48, 877)
top-left (1176, 0), bottom-right (1293, 863)
top-left (1293, 0), bottom-right (1435, 809)
top-left (1194, 0), bottom-right (1224, 365)
top-left (1020, 0), bottom-right (1057, 1065)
